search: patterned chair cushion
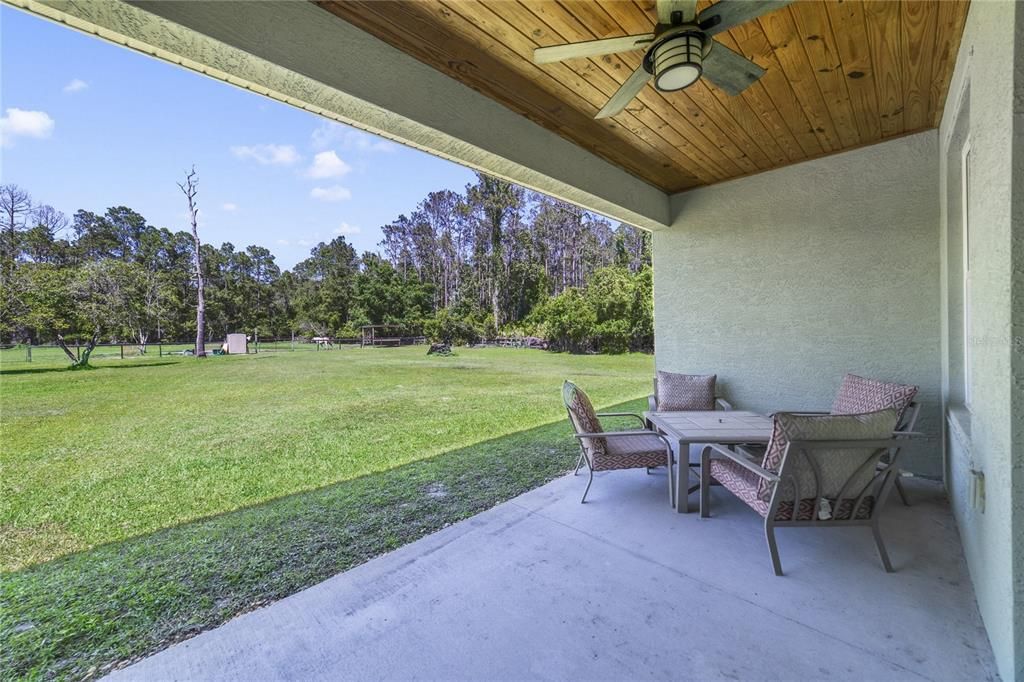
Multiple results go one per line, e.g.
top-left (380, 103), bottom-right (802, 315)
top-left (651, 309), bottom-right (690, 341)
top-left (709, 458), bottom-right (763, 509)
top-left (563, 381), bottom-right (606, 457)
top-left (831, 374), bottom-right (918, 420)
top-left (605, 433), bottom-right (667, 456)
top-left (656, 371), bottom-right (716, 411)
top-left (597, 433), bottom-right (668, 471)
top-left (709, 458), bottom-right (877, 520)
top-left (774, 496), bottom-right (875, 521)
top-left (757, 409), bottom-right (899, 504)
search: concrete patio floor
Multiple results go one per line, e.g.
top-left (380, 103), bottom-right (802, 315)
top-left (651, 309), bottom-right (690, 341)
top-left (110, 470), bottom-right (997, 681)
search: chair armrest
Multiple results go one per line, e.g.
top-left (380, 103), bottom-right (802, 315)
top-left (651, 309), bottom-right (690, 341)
top-left (574, 430), bottom-right (672, 451)
top-left (648, 394), bottom-right (657, 412)
top-left (575, 429), bottom-right (662, 439)
top-left (596, 412), bottom-right (646, 427)
top-left (715, 397), bottom-right (733, 411)
top-left (787, 438), bottom-right (916, 451)
top-left (701, 443), bottom-right (779, 482)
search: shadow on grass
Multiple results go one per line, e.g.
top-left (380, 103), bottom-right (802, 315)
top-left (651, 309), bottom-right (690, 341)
top-left (0, 360), bottom-right (183, 376)
top-left (0, 364), bottom-right (82, 376)
top-left (0, 399), bottom-right (645, 680)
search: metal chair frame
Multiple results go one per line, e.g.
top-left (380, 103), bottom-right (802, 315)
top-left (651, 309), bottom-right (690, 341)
top-left (700, 432), bottom-right (921, 576)
top-left (571, 426), bottom-right (676, 505)
top-left (563, 382), bottom-right (676, 505)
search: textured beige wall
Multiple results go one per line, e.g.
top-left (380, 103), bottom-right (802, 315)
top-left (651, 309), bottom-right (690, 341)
top-left (938, 1), bottom-right (1023, 679)
top-left (1015, 2), bottom-right (1024, 674)
top-left (654, 131), bottom-right (941, 476)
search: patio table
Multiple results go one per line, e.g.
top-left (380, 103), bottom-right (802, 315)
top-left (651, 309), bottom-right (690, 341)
top-left (644, 410), bottom-right (773, 513)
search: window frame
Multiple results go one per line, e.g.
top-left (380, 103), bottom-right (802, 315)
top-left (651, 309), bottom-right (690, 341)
top-left (961, 140), bottom-right (973, 410)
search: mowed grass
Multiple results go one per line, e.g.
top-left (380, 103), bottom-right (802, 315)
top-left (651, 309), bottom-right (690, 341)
top-left (1, 347), bottom-right (652, 570)
top-left (1, 347), bottom-right (652, 678)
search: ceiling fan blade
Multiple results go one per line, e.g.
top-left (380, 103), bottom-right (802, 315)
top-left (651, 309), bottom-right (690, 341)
top-left (534, 34), bottom-right (654, 65)
top-left (656, 0), bottom-right (699, 25)
top-left (698, 0), bottom-right (793, 37)
top-left (701, 42), bottom-right (766, 96)
top-left (595, 66), bottom-right (652, 119)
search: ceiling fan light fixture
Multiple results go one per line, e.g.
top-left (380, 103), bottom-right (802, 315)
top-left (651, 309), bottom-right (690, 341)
top-left (652, 32), bottom-right (705, 91)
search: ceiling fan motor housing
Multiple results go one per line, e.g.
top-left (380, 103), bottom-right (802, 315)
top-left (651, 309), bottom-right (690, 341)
top-left (644, 27), bottom-right (711, 92)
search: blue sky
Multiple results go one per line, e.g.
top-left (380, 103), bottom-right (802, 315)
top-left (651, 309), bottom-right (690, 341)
top-left (0, 5), bottom-right (477, 269)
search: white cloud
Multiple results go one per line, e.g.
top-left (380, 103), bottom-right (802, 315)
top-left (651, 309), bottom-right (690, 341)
top-left (306, 150), bottom-right (352, 179)
top-left (63, 79), bottom-right (88, 93)
top-left (297, 239), bottom-right (312, 247)
top-left (230, 143), bottom-right (300, 165)
top-left (311, 122), bottom-right (345, 150)
top-left (312, 122), bottom-right (396, 153)
top-left (333, 222), bottom-right (360, 235)
top-left (221, 202), bottom-right (238, 212)
top-left (0, 108), bottom-right (55, 146)
top-left (276, 239), bottom-right (290, 246)
top-left (310, 185), bottom-right (352, 202)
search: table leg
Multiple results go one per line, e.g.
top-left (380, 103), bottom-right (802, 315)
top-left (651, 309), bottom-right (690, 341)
top-left (676, 440), bottom-right (691, 513)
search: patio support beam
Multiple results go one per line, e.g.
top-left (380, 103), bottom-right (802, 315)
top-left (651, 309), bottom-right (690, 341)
top-left (5, 0), bottom-right (670, 231)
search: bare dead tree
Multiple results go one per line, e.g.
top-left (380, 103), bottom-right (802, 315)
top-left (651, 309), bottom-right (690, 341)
top-left (32, 204), bottom-right (69, 237)
top-left (178, 167), bottom-right (206, 357)
top-left (0, 184), bottom-right (31, 252)
top-left (0, 184), bottom-right (33, 341)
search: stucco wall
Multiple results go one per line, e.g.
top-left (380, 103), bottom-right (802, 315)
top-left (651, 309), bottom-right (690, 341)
top-left (937, 1), bottom-right (1023, 679)
top-left (654, 131), bottom-right (941, 476)
top-left (1014, 2), bottom-right (1024, 675)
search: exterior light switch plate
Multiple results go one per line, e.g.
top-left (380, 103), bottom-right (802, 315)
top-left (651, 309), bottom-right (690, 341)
top-left (969, 469), bottom-right (985, 513)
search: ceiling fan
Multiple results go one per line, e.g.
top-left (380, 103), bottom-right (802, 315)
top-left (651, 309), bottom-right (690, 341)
top-left (533, 0), bottom-right (792, 119)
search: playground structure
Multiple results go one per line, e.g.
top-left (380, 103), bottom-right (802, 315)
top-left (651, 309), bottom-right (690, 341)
top-left (360, 325), bottom-right (427, 348)
top-left (492, 336), bottom-right (548, 350)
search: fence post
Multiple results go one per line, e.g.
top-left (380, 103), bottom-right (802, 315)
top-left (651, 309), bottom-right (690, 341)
top-left (76, 342), bottom-right (80, 362)
top-left (159, 343), bottom-right (162, 358)
top-left (120, 344), bottom-right (124, 360)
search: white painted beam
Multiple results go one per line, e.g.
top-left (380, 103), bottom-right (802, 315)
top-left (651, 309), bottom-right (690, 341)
top-left (6, 0), bottom-right (670, 230)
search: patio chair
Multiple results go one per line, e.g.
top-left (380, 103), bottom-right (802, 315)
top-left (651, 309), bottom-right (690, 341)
top-left (738, 374), bottom-right (920, 505)
top-left (701, 409), bottom-right (917, 576)
top-left (647, 371), bottom-right (732, 412)
top-left (563, 380), bottom-right (675, 505)
top-left (647, 371), bottom-right (732, 478)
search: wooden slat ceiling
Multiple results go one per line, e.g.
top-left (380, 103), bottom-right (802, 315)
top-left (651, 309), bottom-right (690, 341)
top-left (317, 1), bottom-right (970, 193)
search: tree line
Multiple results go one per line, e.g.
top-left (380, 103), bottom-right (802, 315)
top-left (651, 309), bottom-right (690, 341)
top-left (0, 172), bottom-right (652, 360)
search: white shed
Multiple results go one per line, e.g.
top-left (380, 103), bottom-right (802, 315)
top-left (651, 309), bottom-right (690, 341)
top-left (225, 334), bottom-right (248, 355)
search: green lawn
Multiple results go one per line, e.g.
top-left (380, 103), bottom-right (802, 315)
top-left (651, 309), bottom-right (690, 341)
top-left (0, 347), bottom-right (652, 678)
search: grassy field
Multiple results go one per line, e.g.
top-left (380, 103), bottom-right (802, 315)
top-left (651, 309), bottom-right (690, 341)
top-left (0, 347), bottom-right (652, 678)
